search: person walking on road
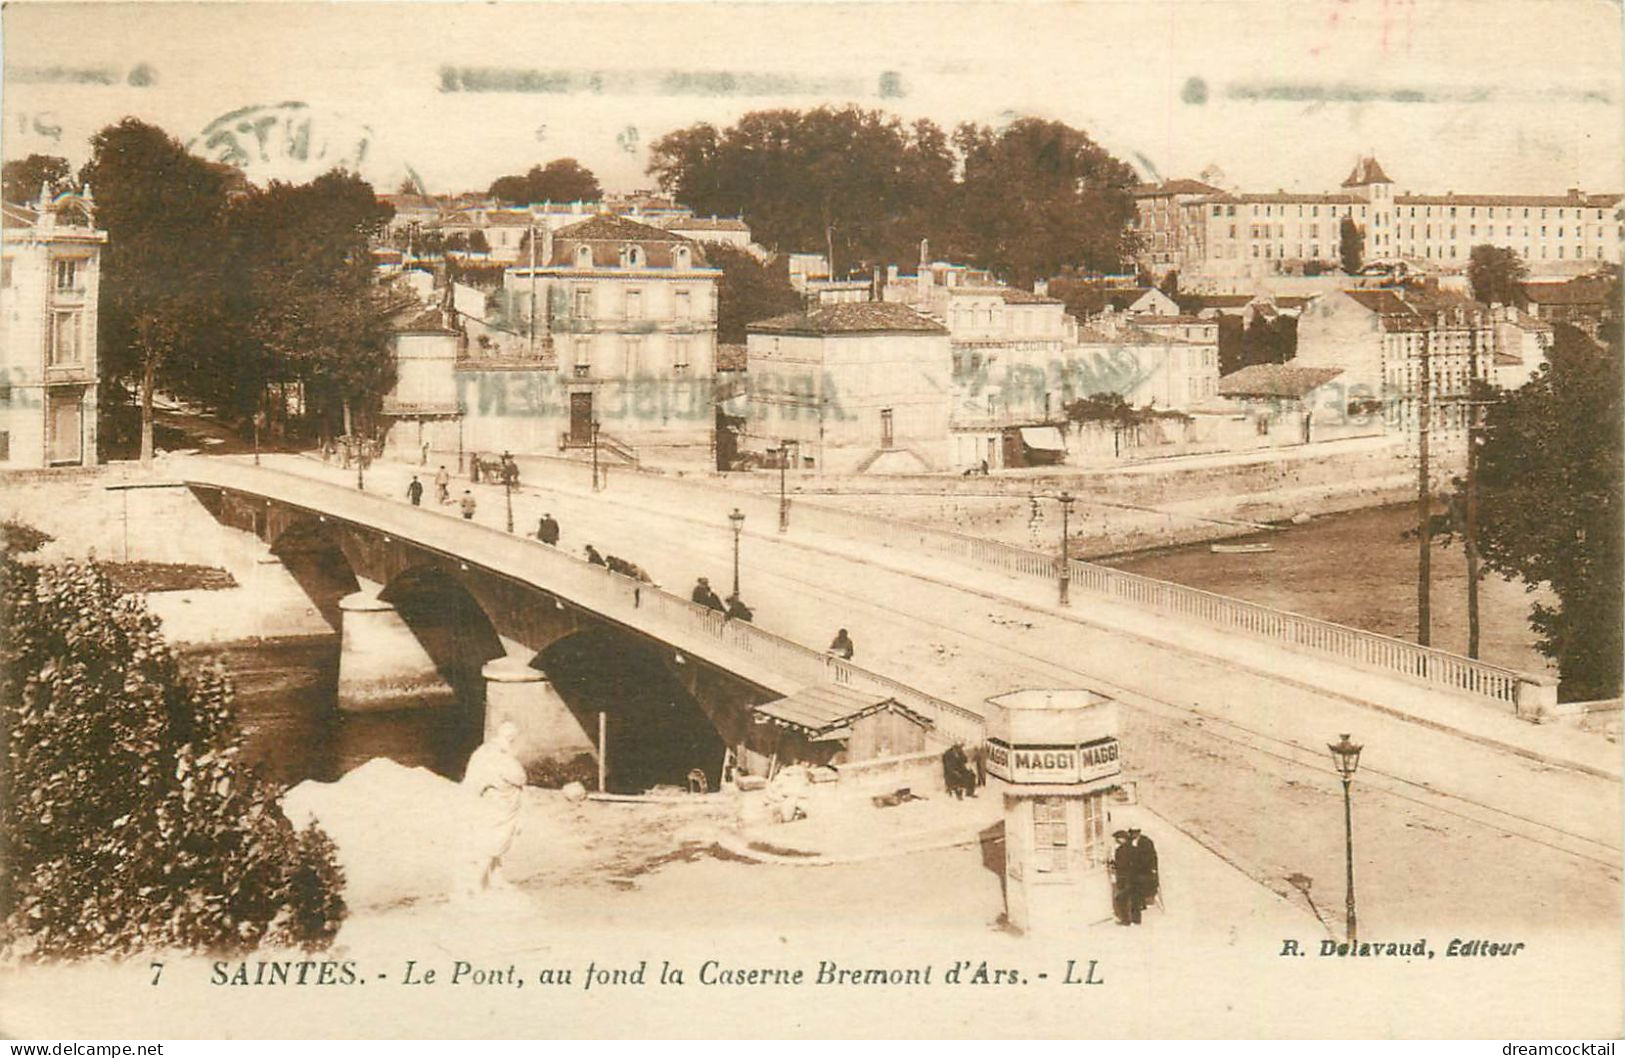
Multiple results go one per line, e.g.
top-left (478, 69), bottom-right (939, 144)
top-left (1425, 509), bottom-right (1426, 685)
top-left (460, 490), bottom-right (478, 520)
top-left (691, 577), bottom-right (725, 612)
top-left (407, 475), bottom-right (424, 507)
top-left (536, 513), bottom-right (560, 546)
top-left (828, 628), bottom-right (855, 660)
top-left (434, 465), bottom-right (451, 504)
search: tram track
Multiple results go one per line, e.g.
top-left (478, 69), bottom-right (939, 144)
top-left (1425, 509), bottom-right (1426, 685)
top-left (499, 468), bottom-right (1622, 873)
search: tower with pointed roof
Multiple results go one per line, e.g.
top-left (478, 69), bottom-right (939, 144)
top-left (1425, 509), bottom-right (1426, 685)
top-left (1341, 154), bottom-right (1395, 261)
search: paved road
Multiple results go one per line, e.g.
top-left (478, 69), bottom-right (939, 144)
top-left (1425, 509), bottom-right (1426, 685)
top-left (233, 452), bottom-right (1620, 937)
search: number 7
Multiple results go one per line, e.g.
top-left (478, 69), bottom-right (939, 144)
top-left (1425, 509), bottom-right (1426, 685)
top-left (150, 962), bottom-right (164, 986)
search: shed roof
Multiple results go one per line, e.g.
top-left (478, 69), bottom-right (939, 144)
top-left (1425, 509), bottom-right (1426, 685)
top-left (753, 684), bottom-right (933, 737)
top-left (1218, 364), bottom-right (1344, 399)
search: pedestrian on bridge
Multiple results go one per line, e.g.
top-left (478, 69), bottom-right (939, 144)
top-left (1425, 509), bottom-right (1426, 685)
top-left (434, 465), bottom-right (451, 504)
top-left (828, 628), bottom-right (855, 660)
top-left (460, 490), bottom-right (477, 520)
top-left (691, 577), bottom-right (725, 612)
top-left (584, 544), bottom-right (606, 567)
top-left (724, 593), bottom-right (753, 623)
top-left (407, 475), bottom-right (424, 507)
top-left (536, 513), bottom-right (560, 546)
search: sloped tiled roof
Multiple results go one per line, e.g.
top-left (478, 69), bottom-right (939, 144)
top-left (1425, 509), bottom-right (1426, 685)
top-left (1520, 278), bottom-right (1611, 306)
top-left (997, 287), bottom-right (1062, 305)
top-left (1343, 289), bottom-right (1414, 315)
top-left (554, 213), bottom-right (692, 244)
top-left (1396, 192), bottom-right (1621, 209)
top-left (1135, 178), bottom-right (1225, 197)
top-left (665, 217), bottom-right (750, 232)
top-left (1342, 156), bottom-right (1393, 187)
top-left (1219, 364), bottom-right (1344, 399)
top-left (749, 301), bottom-right (948, 336)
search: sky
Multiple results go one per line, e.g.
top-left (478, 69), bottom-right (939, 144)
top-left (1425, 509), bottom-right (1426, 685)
top-left (3, 0), bottom-right (1623, 199)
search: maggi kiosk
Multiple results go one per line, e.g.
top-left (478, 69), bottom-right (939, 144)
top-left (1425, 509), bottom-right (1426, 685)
top-left (984, 688), bottom-right (1121, 933)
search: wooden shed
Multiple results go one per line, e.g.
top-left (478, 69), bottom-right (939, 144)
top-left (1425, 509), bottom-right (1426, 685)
top-left (749, 685), bottom-right (934, 769)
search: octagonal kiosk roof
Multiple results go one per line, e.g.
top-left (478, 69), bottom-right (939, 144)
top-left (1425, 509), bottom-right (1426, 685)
top-left (984, 688), bottom-right (1120, 788)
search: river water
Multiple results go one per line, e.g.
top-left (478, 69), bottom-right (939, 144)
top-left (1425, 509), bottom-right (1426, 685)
top-left (1103, 502), bottom-right (1555, 676)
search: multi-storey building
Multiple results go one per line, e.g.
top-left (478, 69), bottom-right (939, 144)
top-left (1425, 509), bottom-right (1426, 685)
top-left (745, 302), bottom-right (951, 474)
top-left (1, 189), bottom-right (107, 468)
top-left (415, 213), bottom-right (723, 459)
top-left (1134, 155), bottom-right (1623, 280)
top-left (1295, 286), bottom-right (1495, 439)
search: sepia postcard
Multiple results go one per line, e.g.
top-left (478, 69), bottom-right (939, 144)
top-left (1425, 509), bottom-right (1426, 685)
top-left (0, 0), bottom-right (1620, 1040)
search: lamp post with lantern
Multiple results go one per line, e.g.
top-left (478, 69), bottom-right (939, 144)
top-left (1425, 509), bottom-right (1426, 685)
top-left (729, 507), bottom-right (746, 599)
top-left (777, 441), bottom-right (791, 533)
top-left (1328, 733), bottom-right (1363, 945)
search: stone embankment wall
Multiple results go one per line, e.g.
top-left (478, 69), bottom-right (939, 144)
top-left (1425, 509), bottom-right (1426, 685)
top-left (789, 438), bottom-right (1421, 557)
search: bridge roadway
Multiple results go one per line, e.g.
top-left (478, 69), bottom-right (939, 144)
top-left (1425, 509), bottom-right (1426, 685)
top-left (176, 453), bottom-right (1621, 936)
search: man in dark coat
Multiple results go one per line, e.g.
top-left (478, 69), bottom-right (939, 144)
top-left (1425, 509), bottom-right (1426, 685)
top-left (828, 628), bottom-right (855, 660)
top-left (537, 513), bottom-right (560, 546)
top-left (724, 593), bottom-right (753, 623)
top-left (407, 475), bottom-right (424, 506)
top-left (691, 577), bottom-right (725, 612)
top-left (941, 742), bottom-right (976, 799)
top-left (1112, 827), bottom-right (1159, 925)
top-left (584, 544), bottom-right (606, 566)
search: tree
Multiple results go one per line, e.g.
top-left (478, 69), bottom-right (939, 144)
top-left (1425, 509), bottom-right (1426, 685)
top-left (1158, 270), bottom-right (1180, 297)
top-left (227, 170), bottom-right (397, 440)
top-left (1, 154), bottom-right (71, 204)
top-left (80, 120), bottom-right (236, 465)
top-left (648, 107), bottom-right (955, 272)
top-left (1467, 244), bottom-right (1529, 306)
top-left (0, 553), bottom-right (345, 957)
top-left (488, 159), bottom-right (602, 205)
top-left (1472, 323), bottom-right (1623, 699)
top-left (1339, 217), bottom-right (1363, 273)
top-left (1240, 309), bottom-right (1297, 369)
top-left (947, 118), bottom-right (1140, 287)
top-left (709, 245), bottom-right (804, 344)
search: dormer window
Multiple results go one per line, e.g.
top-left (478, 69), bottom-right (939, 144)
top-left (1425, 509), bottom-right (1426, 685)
top-left (673, 245), bottom-right (691, 270)
top-left (575, 244), bottom-right (593, 268)
top-left (623, 245), bottom-right (643, 268)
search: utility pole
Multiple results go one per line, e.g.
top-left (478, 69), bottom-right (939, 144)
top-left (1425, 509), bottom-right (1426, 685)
top-left (1465, 412), bottom-right (1482, 658)
top-left (527, 222), bottom-right (537, 359)
top-left (1415, 326), bottom-right (1432, 647)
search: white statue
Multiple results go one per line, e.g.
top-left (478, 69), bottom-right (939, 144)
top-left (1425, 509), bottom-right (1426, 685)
top-left (457, 720), bottom-right (527, 901)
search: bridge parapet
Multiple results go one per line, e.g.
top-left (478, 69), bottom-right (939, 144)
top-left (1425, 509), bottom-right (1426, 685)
top-left (580, 463), bottom-right (1553, 712)
top-left (174, 457), bottom-right (985, 746)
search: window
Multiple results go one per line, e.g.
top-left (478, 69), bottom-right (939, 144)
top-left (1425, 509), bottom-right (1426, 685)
top-left (573, 288), bottom-right (592, 318)
top-left (625, 289), bottom-right (643, 320)
top-left (673, 245), bottom-right (691, 270)
top-left (1212, 205), bottom-right (1221, 217)
top-left (623, 336), bottom-right (643, 375)
top-left (50, 311), bottom-right (80, 365)
top-left (673, 337), bottom-right (691, 375)
top-left (1031, 798), bottom-right (1070, 873)
top-left (674, 289), bottom-right (691, 319)
top-left (624, 245), bottom-right (643, 268)
top-left (575, 245), bottom-right (593, 268)
top-left (573, 337), bottom-right (591, 377)
top-left (54, 259), bottom-right (78, 292)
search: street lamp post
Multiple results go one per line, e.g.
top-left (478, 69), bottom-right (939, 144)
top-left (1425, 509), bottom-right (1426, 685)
top-left (504, 465), bottom-right (515, 533)
top-left (777, 441), bottom-right (791, 533)
top-left (1057, 490), bottom-right (1075, 606)
top-left (356, 437), bottom-right (365, 492)
top-left (1328, 733), bottom-right (1364, 946)
top-left (591, 419), bottom-right (602, 492)
top-left (729, 507), bottom-right (746, 599)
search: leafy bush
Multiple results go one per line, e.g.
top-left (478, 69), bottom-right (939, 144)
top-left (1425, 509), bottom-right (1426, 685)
top-left (524, 752), bottom-right (598, 790)
top-left (0, 557), bottom-right (346, 958)
top-left (0, 520), bottom-right (52, 554)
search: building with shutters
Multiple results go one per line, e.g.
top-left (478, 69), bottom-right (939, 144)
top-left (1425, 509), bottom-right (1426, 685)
top-left (1, 189), bottom-right (108, 468)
